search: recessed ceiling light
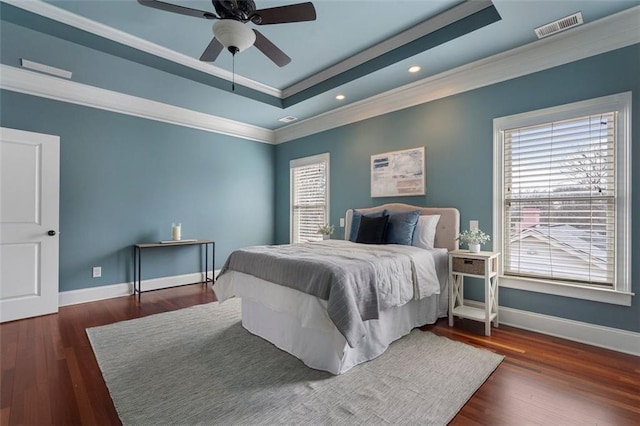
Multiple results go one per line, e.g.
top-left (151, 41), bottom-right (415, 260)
top-left (336, 94), bottom-right (345, 100)
top-left (408, 66), bottom-right (421, 73)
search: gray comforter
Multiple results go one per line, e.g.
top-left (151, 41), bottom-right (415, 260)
top-left (217, 240), bottom-right (441, 347)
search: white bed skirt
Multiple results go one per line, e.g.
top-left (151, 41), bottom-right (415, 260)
top-left (214, 271), bottom-right (448, 375)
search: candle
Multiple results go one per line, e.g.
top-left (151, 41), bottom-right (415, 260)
top-left (172, 223), bottom-right (181, 241)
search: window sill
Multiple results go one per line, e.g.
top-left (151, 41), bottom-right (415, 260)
top-left (499, 276), bottom-right (633, 306)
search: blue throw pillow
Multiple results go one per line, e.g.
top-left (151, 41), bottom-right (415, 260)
top-left (349, 210), bottom-right (386, 242)
top-left (385, 210), bottom-right (421, 245)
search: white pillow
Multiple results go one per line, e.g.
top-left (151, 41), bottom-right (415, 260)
top-left (412, 214), bottom-right (441, 250)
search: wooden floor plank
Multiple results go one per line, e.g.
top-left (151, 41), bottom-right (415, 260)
top-left (0, 284), bottom-right (638, 425)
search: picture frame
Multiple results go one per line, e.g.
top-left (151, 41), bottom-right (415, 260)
top-left (371, 147), bottom-right (425, 197)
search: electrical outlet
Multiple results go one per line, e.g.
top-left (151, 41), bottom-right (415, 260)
top-left (92, 266), bottom-right (102, 278)
top-left (470, 220), bottom-right (479, 231)
top-left (340, 218), bottom-right (345, 227)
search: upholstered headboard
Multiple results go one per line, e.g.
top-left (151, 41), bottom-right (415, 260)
top-left (344, 203), bottom-right (460, 251)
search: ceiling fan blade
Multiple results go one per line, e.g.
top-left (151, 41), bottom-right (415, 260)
top-left (251, 2), bottom-right (316, 25)
top-left (137, 0), bottom-right (217, 19)
top-left (253, 30), bottom-right (291, 67)
top-left (199, 37), bottom-right (224, 62)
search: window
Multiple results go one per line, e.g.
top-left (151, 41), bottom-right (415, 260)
top-left (493, 93), bottom-right (631, 305)
top-left (290, 153), bottom-right (330, 244)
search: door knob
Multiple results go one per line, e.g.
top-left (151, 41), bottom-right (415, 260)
top-left (47, 230), bottom-right (56, 236)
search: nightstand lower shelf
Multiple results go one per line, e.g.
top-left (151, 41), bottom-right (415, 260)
top-left (451, 305), bottom-right (498, 322)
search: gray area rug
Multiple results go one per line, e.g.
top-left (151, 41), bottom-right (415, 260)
top-left (87, 298), bottom-right (503, 425)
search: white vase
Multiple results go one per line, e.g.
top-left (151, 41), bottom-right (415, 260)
top-left (322, 234), bottom-right (330, 240)
top-left (468, 243), bottom-right (480, 253)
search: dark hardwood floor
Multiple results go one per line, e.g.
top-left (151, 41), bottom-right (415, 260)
top-left (1, 284), bottom-right (638, 425)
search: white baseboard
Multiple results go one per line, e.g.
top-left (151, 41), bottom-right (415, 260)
top-left (464, 300), bottom-right (640, 356)
top-left (59, 270), bottom-right (220, 307)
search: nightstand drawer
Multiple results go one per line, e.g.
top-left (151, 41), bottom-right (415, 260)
top-left (452, 257), bottom-right (485, 275)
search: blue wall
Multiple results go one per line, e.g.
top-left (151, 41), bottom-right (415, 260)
top-left (1, 90), bottom-right (275, 292)
top-left (275, 44), bottom-right (639, 333)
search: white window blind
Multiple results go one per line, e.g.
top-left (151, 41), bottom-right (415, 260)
top-left (503, 113), bottom-right (616, 286)
top-left (290, 154), bottom-right (329, 244)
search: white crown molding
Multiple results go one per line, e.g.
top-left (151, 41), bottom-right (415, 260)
top-left (59, 271), bottom-right (219, 306)
top-left (282, 0), bottom-right (493, 98)
top-left (275, 6), bottom-right (640, 144)
top-left (464, 300), bottom-right (640, 357)
top-left (1, 0), bottom-right (282, 98)
top-left (0, 64), bottom-right (275, 144)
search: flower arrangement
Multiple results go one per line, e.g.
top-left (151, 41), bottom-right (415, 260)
top-left (457, 229), bottom-right (491, 245)
top-left (317, 224), bottom-right (335, 235)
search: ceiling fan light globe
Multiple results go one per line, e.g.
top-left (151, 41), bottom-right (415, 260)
top-left (212, 19), bottom-right (256, 53)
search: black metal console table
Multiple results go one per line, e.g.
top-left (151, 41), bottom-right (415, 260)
top-left (133, 239), bottom-right (215, 301)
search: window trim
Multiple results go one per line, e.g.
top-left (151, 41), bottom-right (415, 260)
top-left (290, 152), bottom-right (330, 244)
top-left (493, 93), bottom-right (632, 306)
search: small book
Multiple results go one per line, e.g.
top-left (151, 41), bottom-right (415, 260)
top-left (159, 239), bottom-right (198, 244)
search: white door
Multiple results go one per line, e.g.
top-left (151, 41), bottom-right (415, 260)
top-left (0, 127), bottom-right (60, 322)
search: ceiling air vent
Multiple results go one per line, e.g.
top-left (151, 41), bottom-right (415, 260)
top-left (21, 59), bottom-right (72, 79)
top-left (278, 116), bottom-right (298, 123)
top-left (534, 12), bottom-right (583, 39)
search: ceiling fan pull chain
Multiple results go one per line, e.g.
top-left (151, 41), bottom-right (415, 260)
top-left (232, 53), bottom-right (235, 91)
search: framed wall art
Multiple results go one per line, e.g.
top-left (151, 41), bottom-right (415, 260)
top-left (371, 147), bottom-right (425, 197)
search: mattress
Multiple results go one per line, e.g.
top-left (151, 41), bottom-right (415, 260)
top-left (213, 247), bottom-right (449, 374)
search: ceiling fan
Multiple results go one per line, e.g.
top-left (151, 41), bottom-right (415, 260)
top-left (137, 0), bottom-right (316, 67)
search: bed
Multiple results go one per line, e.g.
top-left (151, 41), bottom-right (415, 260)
top-left (213, 203), bottom-right (460, 374)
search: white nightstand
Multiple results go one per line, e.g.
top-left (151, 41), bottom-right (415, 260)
top-left (448, 250), bottom-right (500, 336)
